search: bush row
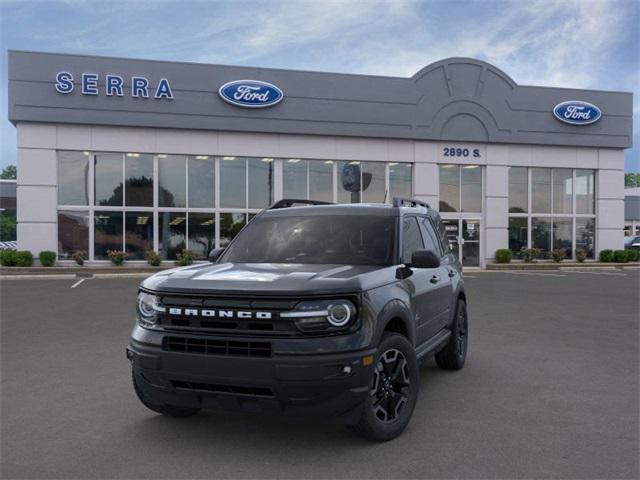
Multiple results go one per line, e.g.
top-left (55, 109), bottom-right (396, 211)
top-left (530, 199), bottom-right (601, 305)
top-left (495, 248), bottom-right (640, 263)
top-left (599, 249), bottom-right (639, 263)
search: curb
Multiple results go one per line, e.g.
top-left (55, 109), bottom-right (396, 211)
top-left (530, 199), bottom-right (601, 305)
top-left (486, 262), bottom-right (638, 271)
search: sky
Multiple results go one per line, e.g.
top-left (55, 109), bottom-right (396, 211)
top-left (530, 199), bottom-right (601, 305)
top-left (0, 0), bottom-right (638, 172)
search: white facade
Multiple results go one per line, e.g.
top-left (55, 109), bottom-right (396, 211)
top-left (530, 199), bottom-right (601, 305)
top-left (16, 122), bottom-right (625, 267)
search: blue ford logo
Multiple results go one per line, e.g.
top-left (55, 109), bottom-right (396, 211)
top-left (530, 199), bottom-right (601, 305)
top-left (553, 101), bottom-right (601, 125)
top-left (218, 80), bottom-right (283, 108)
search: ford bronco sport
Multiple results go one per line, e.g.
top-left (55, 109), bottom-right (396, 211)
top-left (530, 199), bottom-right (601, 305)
top-left (128, 197), bottom-right (468, 441)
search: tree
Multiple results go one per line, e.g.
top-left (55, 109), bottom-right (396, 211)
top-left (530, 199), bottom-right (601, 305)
top-left (1, 165), bottom-right (16, 180)
top-left (625, 173), bottom-right (640, 188)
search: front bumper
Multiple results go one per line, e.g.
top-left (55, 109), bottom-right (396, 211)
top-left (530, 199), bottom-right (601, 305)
top-left (128, 330), bottom-right (376, 424)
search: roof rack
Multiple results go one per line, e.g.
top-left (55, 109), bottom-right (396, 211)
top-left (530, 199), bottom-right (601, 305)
top-left (270, 199), bottom-right (334, 209)
top-left (392, 197), bottom-right (430, 209)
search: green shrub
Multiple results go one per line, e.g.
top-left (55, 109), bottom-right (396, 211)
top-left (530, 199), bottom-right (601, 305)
top-left (575, 249), bottom-right (587, 263)
top-left (175, 249), bottom-right (196, 266)
top-left (521, 248), bottom-right (542, 263)
top-left (145, 250), bottom-right (162, 266)
top-left (39, 250), bottom-right (57, 267)
top-left (107, 250), bottom-right (127, 266)
top-left (626, 249), bottom-right (639, 262)
top-left (0, 249), bottom-right (17, 266)
top-left (551, 249), bottom-right (565, 263)
top-left (599, 249), bottom-right (614, 262)
top-left (15, 250), bottom-right (33, 267)
top-left (495, 249), bottom-right (512, 263)
top-left (72, 250), bottom-right (87, 266)
top-left (613, 250), bottom-right (628, 263)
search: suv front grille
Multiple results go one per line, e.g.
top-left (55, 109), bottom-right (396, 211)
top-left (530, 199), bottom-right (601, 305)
top-left (171, 380), bottom-right (274, 397)
top-left (164, 336), bottom-right (272, 357)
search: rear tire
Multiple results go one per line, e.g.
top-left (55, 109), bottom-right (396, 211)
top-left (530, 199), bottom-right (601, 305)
top-left (348, 333), bottom-right (419, 441)
top-left (132, 371), bottom-right (200, 418)
top-left (435, 298), bottom-right (468, 370)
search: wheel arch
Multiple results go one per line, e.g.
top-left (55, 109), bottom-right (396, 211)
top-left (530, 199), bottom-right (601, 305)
top-left (374, 299), bottom-right (415, 347)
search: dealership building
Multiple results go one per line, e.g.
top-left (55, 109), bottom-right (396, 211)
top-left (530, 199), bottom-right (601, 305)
top-left (7, 50), bottom-right (633, 267)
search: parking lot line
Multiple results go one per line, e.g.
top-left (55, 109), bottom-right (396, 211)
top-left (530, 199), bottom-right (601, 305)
top-left (70, 278), bottom-right (86, 288)
top-left (501, 271), bottom-right (567, 277)
top-left (568, 270), bottom-right (627, 276)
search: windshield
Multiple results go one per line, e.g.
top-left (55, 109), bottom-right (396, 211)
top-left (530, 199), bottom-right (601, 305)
top-left (222, 214), bottom-right (396, 266)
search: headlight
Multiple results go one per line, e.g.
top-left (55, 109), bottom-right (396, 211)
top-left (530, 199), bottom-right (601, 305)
top-left (136, 292), bottom-right (164, 327)
top-left (282, 299), bottom-right (357, 333)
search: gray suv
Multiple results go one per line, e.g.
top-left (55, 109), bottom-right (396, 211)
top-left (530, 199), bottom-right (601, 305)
top-left (128, 197), bottom-right (468, 441)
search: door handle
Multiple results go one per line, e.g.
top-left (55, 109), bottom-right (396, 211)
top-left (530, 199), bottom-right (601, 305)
top-left (430, 275), bottom-right (440, 284)
top-left (448, 269), bottom-right (456, 278)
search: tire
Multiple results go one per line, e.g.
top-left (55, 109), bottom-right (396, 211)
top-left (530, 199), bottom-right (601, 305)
top-left (132, 371), bottom-right (200, 418)
top-left (435, 298), bottom-right (468, 370)
top-left (348, 333), bottom-right (419, 441)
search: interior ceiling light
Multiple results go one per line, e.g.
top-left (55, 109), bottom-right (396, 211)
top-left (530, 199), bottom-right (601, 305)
top-left (195, 155), bottom-right (209, 160)
top-left (222, 156), bottom-right (236, 161)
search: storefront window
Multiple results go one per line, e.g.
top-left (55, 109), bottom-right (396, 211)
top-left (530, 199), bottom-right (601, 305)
top-left (531, 217), bottom-right (551, 257)
top-left (508, 167), bottom-right (528, 213)
top-left (94, 153), bottom-right (123, 206)
top-left (552, 169), bottom-right (572, 214)
top-left (94, 211), bottom-right (123, 259)
top-left (188, 213), bottom-right (215, 259)
top-left (125, 212), bottom-right (153, 260)
top-left (220, 213), bottom-right (247, 247)
top-left (248, 158), bottom-right (273, 208)
top-left (58, 151), bottom-right (90, 205)
top-left (283, 159), bottom-right (307, 199)
top-left (531, 168), bottom-right (551, 213)
top-left (158, 212), bottom-right (186, 260)
top-left (309, 160), bottom-right (333, 202)
top-left (362, 162), bottom-right (385, 203)
top-left (159, 155), bottom-right (186, 207)
top-left (438, 165), bottom-right (459, 212)
top-left (125, 153), bottom-right (153, 207)
top-left (508, 217), bottom-right (527, 258)
top-left (188, 156), bottom-right (214, 208)
top-left (389, 163), bottom-right (412, 199)
top-left (576, 218), bottom-right (595, 258)
top-left (57, 210), bottom-right (89, 259)
top-left (575, 170), bottom-right (595, 214)
top-left (552, 217), bottom-right (572, 258)
top-left (220, 157), bottom-right (246, 208)
top-left (461, 165), bottom-right (481, 212)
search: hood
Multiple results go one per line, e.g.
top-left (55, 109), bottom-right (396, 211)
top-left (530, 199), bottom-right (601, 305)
top-left (140, 262), bottom-right (397, 296)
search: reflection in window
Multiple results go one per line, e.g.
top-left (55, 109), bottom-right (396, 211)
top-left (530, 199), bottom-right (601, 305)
top-left (438, 165), bottom-right (459, 212)
top-left (188, 156), bottom-right (214, 208)
top-left (188, 213), bottom-right (215, 259)
top-left (94, 211), bottom-right (123, 259)
top-left (248, 158), bottom-right (273, 208)
top-left (531, 217), bottom-right (551, 257)
top-left (309, 161), bottom-right (333, 202)
top-left (402, 217), bottom-right (424, 263)
top-left (58, 210), bottom-right (89, 258)
top-left (552, 169), bottom-right (572, 214)
top-left (159, 212), bottom-right (186, 260)
top-left (575, 170), bottom-right (595, 214)
top-left (362, 162), bottom-right (385, 203)
top-left (220, 213), bottom-right (247, 247)
top-left (508, 167), bottom-right (528, 213)
top-left (552, 217), bottom-right (572, 257)
top-left (338, 161), bottom-right (361, 203)
top-left (95, 153), bottom-right (123, 206)
top-left (284, 159), bottom-right (307, 199)
top-left (461, 165), bottom-right (482, 212)
top-left (220, 157), bottom-right (246, 208)
top-left (508, 217), bottom-right (527, 258)
top-left (125, 153), bottom-right (153, 207)
top-left (531, 168), bottom-right (551, 213)
top-left (389, 163), bottom-right (412, 200)
top-left (125, 212), bottom-right (153, 260)
top-left (159, 155), bottom-right (186, 207)
top-left (576, 218), bottom-right (595, 258)
top-left (58, 151), bottom-right (89, 205)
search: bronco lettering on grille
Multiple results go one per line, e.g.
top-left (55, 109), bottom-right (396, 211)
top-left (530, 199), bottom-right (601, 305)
top-left (168, 308), bottom-right (272, 319)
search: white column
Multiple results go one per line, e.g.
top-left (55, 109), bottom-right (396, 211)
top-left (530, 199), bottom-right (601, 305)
top-left (413, 141), bottom-right (438, 206)
top-left (484, 164), bottom-right (509, 264)
top-left (596, 149), bottom-right (625, 253)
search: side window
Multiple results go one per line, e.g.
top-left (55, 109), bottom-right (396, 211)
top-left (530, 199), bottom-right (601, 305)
top-left (436, 218), bottom-right (451, 251)
top-left (402, 217), bottom-right (424, 263)
top-left (419, 217), bottom-right (442, 256)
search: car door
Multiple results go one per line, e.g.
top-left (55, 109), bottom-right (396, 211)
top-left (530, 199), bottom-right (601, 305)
top-left (419, 217), bottom-right (454, 336)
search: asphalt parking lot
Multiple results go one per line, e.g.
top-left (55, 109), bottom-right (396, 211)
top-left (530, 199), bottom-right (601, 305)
top-left (1, 270), bottom-right (638, 479)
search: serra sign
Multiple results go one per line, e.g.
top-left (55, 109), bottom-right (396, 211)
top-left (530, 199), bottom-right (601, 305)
top-left (55, 72), bottom-right (174, 99)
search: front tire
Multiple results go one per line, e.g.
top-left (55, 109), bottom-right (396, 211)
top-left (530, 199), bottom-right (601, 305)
top-left (132, 371), bottom-right (201, 418)
top-left (435, 298), bottom-right (468, 370)
top-left (348, 333), bottom-right (419, 441)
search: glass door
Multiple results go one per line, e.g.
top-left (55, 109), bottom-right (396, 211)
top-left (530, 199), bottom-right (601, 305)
top-left (441, 218), bottom-right (481, 267)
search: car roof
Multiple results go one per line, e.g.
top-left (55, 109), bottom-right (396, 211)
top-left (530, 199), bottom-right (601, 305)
top-left (261, 202), bottom-right (436, 218)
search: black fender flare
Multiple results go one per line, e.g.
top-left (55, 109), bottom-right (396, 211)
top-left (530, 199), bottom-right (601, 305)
top-left (372, 298), bottom-right (415, 347)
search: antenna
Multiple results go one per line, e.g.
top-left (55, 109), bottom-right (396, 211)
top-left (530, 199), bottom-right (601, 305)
top-left (383, 189), bottom-right (389, 204)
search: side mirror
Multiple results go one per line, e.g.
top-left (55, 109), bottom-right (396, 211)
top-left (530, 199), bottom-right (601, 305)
top-left (208, 248), bottom-right (225, 263)
top-left (409, 249), bottom-right (440, 269)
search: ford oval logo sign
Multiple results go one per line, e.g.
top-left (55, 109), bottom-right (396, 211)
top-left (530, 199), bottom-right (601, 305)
top-left (218, 80), bottom-right (283, 108)
top-left (553, 100), bottom-right (601, 125)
